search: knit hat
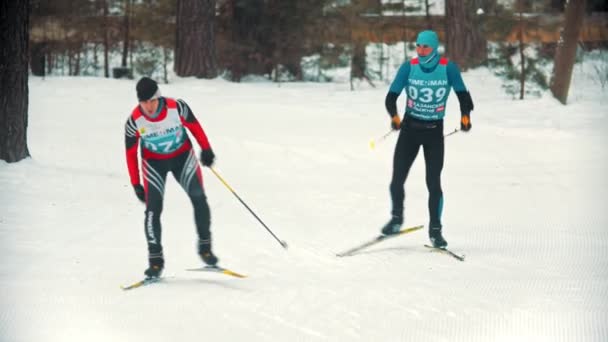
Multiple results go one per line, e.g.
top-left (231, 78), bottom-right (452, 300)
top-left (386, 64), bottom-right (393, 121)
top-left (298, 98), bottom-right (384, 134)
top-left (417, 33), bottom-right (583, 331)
top-left (136, 77), bottom-right (160, 101)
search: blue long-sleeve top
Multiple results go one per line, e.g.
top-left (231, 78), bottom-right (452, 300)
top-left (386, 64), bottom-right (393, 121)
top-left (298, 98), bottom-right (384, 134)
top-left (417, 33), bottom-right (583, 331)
top-left (385, 59), bottom-right (473, 118)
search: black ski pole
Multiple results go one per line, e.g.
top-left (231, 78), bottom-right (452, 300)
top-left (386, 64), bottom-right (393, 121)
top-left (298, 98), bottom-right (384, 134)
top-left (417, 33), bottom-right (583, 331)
top-left (369, 129), bottom-right (394, 149)
top-left (444, 128), bottom-right (460, 137)
top-left (209, 167), bottom-right (288, 249)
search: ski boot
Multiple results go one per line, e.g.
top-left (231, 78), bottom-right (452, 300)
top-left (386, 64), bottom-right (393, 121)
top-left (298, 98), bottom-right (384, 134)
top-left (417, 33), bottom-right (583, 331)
top-left (145, 253), bottom-right (164, 278)
top-left (144, 264), bottom-right (164, 279)
top-left (381, 215), bottom-right (403, 235)
top-left (198, 240), bottom-right (219, 266)
top-left (201, 251), bottom-right (218, 266)
top-left (429, 226), bottom-right (447, 248)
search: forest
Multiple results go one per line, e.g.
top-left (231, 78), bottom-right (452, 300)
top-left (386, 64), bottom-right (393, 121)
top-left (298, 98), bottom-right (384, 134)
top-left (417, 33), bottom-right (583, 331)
top-left (28, 0), bottom-right (607, 83)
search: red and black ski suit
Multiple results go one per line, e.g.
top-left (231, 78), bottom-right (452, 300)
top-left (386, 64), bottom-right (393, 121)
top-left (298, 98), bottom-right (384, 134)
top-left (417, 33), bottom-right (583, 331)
top-left (125, 97), bottom-right (213, 268)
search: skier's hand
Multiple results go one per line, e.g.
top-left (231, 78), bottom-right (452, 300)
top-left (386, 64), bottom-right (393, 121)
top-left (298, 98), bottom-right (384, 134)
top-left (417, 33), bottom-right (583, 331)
top-left (391, 115), bottom-right (401, 130)
top-left (133, 184), bottom-right (146, 203)
top-left (460, 114), bottom-right (471, 132)
top-left (200, 149), bottom-right (215, 167)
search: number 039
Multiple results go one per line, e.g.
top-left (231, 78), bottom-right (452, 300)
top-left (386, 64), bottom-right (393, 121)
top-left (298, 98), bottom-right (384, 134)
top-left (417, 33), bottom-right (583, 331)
top-left (408, 86), bottom-right (447, 103)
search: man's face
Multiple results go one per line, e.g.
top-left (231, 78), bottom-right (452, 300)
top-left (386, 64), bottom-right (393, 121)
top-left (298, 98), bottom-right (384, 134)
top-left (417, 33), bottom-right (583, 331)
top-left (416, 44), bottom-right (433, 57)
top-left (140, 98), bottom-right (159, 116)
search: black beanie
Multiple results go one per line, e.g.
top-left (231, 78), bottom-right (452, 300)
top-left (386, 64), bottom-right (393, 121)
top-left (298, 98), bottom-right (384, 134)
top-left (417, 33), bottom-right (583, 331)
top-left (136, 77), bottom-right (159, 101)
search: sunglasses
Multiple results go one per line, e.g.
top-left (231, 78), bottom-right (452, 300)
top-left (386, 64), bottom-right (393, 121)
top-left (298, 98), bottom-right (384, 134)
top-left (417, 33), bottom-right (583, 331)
top-left (416, 44), bottom-right (431, 48)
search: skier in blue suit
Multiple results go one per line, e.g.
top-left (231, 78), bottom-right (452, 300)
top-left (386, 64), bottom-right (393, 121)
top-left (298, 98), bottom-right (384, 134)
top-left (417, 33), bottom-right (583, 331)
top-left (381, 30), bottom-right (474, 248)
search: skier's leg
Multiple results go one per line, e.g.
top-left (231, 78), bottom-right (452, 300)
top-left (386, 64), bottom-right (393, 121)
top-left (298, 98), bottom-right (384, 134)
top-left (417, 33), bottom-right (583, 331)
top-left (389, 128), bottom-right (421, 219)
top-left (382, 128), bottom-right (421, 235)
top-left (423, 127), bottom-right (446, 247)
top-left (423, 130), bottom-right (444, 228)
top-left (172, 150), bottom-right (217, 265)
top-left (142, 158), bottom-right (169, 274)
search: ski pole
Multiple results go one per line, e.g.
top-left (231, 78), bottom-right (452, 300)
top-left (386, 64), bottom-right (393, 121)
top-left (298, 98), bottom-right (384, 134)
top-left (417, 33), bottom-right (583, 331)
top-left (372, 126), bottom-right (457, 149)
top-left (209, 167), bottom-right (288, 249)
top-left (369, 129), bottom-right (394, 149)
top-left (444, 128), bottom-right (460, 137)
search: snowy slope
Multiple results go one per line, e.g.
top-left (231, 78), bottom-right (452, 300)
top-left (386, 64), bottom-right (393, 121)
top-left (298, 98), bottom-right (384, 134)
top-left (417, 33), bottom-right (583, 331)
top-left (1, 66), bottom-right (607, 341)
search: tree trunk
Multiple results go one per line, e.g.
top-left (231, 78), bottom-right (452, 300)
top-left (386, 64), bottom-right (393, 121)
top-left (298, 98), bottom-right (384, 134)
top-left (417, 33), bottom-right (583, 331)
top-left (163, 48), bottom-right (169, 84)
top-left (350, 41), bottom-right (366, 80)
top-left (30, 42), bottom-right (46, 76)
top-left (121, 0), bottom-right (131, 67)
top-left (68, 51), bottom-right (73, 76)
top-left (175, 0), bottom-right (218, 78)
top-left (518, 1), bottom-right (525, 100)
top-left (220, 0), bottom-right (256, 82)
top-left (102, 0), bottom-right (110, 78)
top-left (47, 50), bottom-right (53, 76)
top-left (74, 48), bottom-right (81, 76)
top-left (425, 0), bottom-right (432, 29)
top-left (350, 41), bottom-right (375, 90)
top-left (550, 0), bottom-right (586, 104)
top-left (445, 0), bottom-right (486, 70)
top-left (93, 43), bottom-right (99, 75)
top-left (0, 1), bottom-right (30, 162)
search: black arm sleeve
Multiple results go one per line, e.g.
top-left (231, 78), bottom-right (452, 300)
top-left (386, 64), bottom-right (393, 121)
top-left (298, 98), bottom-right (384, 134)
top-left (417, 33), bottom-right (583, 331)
top-left (124, 117), bottom-right (139, 149)
top-left (176, 98), bottom-right (198, 123)
top-left (455, 91), bottom-right (474, 115)
top-left (385, 91), bottom-right (400, 117)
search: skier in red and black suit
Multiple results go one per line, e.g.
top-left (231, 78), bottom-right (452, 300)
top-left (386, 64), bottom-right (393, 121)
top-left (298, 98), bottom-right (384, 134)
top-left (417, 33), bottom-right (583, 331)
top-left (124, 77), bottom-right (218, 279)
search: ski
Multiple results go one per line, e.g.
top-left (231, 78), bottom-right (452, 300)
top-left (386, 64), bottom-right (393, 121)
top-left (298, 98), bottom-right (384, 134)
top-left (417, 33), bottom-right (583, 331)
top-left (121, 277), bottom-right (162, 291)
top-left (424, 245), bottom-right (465, 261)
top-left (186, 265), bottom-right (247, 278)
top-left (336, 224), bottom-right (424, 257)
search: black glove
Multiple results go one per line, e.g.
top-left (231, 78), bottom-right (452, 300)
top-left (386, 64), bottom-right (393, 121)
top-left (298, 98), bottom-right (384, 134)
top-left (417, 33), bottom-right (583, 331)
top-left (460, 114), bottom-right (472, 132)
top-left (391, 115), bottom-right (401, 130)
top-left (200, 149), bottom-right (215, 167)
top-left (133, 184), bottom-right (146, 203)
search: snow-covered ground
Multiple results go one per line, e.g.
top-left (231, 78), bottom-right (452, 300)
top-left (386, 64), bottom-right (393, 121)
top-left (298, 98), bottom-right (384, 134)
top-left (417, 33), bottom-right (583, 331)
top-left (1, 62), bottom-right (607, 342)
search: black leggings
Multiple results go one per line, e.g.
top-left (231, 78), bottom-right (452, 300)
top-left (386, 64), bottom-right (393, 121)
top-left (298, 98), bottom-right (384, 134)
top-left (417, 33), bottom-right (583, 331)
top-left (142, 149), bottom-right (211, 266)
top-left (389, 119), bottom-right (444, 228)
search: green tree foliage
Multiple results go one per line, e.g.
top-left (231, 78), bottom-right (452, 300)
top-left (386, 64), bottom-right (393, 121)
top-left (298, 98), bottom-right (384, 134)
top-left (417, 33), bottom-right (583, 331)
top-left (487, 43), bottom-right (549, 99)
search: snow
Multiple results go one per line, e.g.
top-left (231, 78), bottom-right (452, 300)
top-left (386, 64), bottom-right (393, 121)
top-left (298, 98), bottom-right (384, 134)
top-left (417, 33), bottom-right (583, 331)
top-left (1, 61), bottom-right (607, 342)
